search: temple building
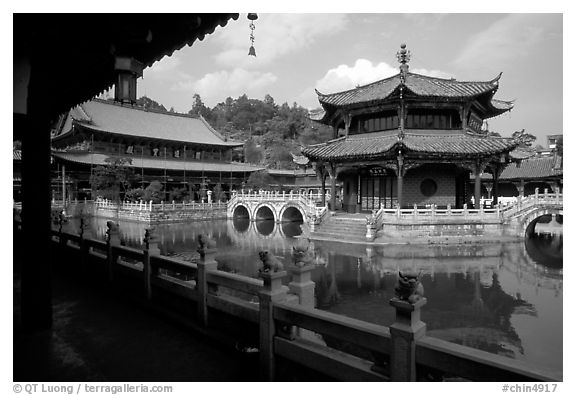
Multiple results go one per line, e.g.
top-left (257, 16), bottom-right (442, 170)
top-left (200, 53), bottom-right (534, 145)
top-left (50, 99), bottom-right (261, 201)
top-left (302, 44), bottom-right (522, 212)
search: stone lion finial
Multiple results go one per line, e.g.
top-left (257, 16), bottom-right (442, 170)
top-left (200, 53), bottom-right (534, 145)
top-left (197, 234), bottom-right (217, 258)
top-left (395, 271), bottom-right (424, 304)
top-left (258, 251), bottom-right (284, 273)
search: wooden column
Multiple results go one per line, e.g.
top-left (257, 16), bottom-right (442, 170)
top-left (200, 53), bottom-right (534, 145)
top-left (317, 163), bottom-right (327, 207)
top-left (327, 162), bottom-right (338, 211)
top-left (19, 104), bottom-right (53, 330)
top-left (492, 164), bottom-right (501, 206)
top-left (397, 153), bottom-right (404, 209)
top-left (474, 161), bottom-right (482, 209)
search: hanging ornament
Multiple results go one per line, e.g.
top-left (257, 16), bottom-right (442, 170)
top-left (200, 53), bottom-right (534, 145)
top-left (247, 13), bottom-right (258, 56)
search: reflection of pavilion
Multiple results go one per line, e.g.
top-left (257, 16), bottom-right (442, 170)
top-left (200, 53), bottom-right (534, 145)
top-left (312, 244), bottom-right (557, 361)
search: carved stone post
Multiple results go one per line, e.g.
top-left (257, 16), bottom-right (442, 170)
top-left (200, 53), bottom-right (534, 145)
top-left (143, 227), bottom-right (161, 300)
top-left (288, 263), bottom-right (315, 309)
top-left (106, 221), bottom-right (121, 283)
top-left (389, 272), bottom-right (427, 381)
top-left (196, 236), bottom-right (218, 327)
top-left (258, 270), bottom-right (288, 380)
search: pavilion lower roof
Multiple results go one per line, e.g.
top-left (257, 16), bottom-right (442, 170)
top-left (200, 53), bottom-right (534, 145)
top-left (52, 152), bottom-right (263, 173)
top-left (301, 131), bottom-right (519, 162)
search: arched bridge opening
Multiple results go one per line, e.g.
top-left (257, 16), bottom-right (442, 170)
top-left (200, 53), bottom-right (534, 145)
top-left (523, 211), bottom-right (563, 238)
top-left (232, 205), bottom-right (250, 219)
top-left (280, 206), bottom-right (304, 223)
top-left (254, 205), bottom-right (275, 221)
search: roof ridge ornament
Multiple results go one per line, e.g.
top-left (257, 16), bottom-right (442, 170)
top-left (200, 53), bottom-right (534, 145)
top-left (396, 43), bottom-right (411, 81)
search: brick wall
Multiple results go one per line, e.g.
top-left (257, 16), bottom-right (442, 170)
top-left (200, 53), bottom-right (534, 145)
top-left (403, 166), bottom-right (457, 207)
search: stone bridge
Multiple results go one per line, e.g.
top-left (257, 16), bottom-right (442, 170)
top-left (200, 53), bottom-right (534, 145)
top-left (227, 191), bottom-right (327, 224)
top-left (500, 191), bottom-right (563, 237)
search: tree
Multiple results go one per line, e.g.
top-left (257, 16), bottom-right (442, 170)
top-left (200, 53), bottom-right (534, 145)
top-left (143, 180), bottom-right (164, 203)
top-left (556, 136), bottom-right (563, 156)
top-left (136, 96), bottom-right (167, 112)
top-left (213, 183), bottom-right (226, 202)
top-left (245, 170), bottom-right (276, 190)
top-left (244, 138), bottom-right (264, 164)
top-left (90, 157), bottom-right (134, 201)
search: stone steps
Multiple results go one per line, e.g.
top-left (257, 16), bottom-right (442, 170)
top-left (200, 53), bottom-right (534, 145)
top-left (311, 215), bottom-right (368, 240)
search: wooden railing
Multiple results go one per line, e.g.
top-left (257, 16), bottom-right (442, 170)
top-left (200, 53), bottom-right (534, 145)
top-left (42, 221), bottom-right (561, 382)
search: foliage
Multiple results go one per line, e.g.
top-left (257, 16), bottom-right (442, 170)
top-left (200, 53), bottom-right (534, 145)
top-left (556, 136), bottom-right (563, 156)
top-left (136, 96), bottom-right (167, 112)
top-left (90, 157), bottom-right (134, 201)
top-left (168, 187), bottom-right (190, 202)
top-left (125, 188), bottom-right (145, 202)
top-left (143, 180), bottom-right (164, 203)
top-left (213, 183), bottom-right (226, 202)
top-left (512, 129), bottom-right (537, 147)
top-left (245, 171), bottom-right (276, 190)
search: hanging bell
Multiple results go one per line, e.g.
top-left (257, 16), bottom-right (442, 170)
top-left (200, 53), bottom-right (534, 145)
top-left (248, 45), bottom-right (256, 57)
top-left (247, 13), bottom-right (258, 21)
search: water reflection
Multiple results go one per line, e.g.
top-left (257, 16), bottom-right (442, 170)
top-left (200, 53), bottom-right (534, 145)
top-left (60, 217), bottom-right (562, 372)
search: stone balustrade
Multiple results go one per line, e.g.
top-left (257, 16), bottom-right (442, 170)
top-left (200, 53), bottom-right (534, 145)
top-left (39, 219), bottom-right (560, 382)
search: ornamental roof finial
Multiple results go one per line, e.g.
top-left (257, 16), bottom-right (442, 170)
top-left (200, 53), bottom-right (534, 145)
top-left (396, 43), bottom-right (411, 77)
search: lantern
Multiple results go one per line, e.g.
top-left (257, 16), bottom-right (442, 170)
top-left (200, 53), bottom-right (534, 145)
top-left (114, 56), bottom-right (144, 104)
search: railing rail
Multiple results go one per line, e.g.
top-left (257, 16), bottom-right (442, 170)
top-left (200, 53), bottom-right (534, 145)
top-left (38, 220), bottom-right (561, 382)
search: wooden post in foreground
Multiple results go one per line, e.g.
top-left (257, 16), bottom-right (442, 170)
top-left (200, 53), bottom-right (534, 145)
top-left (196, 236), bottom-right (218, 327)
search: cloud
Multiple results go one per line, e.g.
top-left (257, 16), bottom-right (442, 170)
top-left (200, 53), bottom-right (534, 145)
top-left (411, 68), bottom-right (453, 79)
top-left (315, 59), bottom-right (398, 94)
top-left (299, 59), bottom-right (453, 109)
top-left (212, 14), bottom-right (349, 69)
top-left (173, 68), bottom-right (278, 107)
top-left (453, 14), bottom-right (553, 69)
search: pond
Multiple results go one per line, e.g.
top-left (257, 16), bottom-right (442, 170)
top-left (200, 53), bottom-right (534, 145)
top-left (60, 216), bottom-right (563, 374)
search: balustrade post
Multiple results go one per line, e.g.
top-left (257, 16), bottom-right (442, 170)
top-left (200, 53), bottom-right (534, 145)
top-left (149, 200), bottom-right (153, 212)
top-left (196, 237), bottom-right (218, 327)
top-left (143, 227), bottom-right (161, 300)
top-left (535, 188), bottom-right (539, 199)
top-left (544, 188), bottom-right (549, 199)
top-left (446, 204), bottom-right (451, 216)
top-left (172, 200), bottom-right (176, 210)
top-left (258, 270), bottom-right (288, 381)
top-left (106, 221), bottom-right (121, 283)
top-left (556, 189), bottom-right (560, 204)
top-left (431, 204), bottom-right (436, 218)
top-left (288, 262), bottom-right (315, 309)
top-left (389, 275), bottom-right (427, 381)
top-left (413, 204), bottom-right (418, 218)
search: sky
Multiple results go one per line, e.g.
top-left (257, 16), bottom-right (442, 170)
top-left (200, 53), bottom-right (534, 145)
top-left (133, 13), bottom-right (563, 147)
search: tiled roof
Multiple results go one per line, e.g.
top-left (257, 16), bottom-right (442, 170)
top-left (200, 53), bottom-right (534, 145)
top-left (317, 72), bottom-right (503, 107)
top-left (54, 99), bottom-right (242, 147)
top-left (52, 152), bottom-right (263, 173)
top-left (302, 131), bottom-right (519, 161)
top-left (499, 155), bottom-right (563, 180)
